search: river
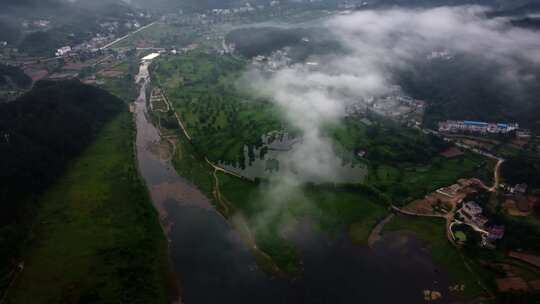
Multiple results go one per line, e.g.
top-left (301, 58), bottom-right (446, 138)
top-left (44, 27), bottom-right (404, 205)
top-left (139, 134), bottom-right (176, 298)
top-left (134, 62), bottom-right (452, 304)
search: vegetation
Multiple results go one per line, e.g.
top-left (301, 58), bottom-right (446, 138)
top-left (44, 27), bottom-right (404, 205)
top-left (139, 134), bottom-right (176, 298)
top-left (0, 64), bottom-right (32, 89)
top-left (226, 27), bottom-right (306, 58)
top-left (0, 80), bottom-right (123, 226)
top-left (113, 23), bottom-right (197, 50)
top-left (501, 156), bottom-right (540, 190)
top-left (152, 52), bottom-right (286, 163)
top-left (0, 80), bottom-right (169, 302)
top-left (159, 102), bottom-right (390, 274)
top-left (14, 1), bottom-right (148, 57)
top-left (396, 55), bottom-right (540, 132)
top-left (328, 117), bottom-right (495, 205)
top-left (150, 52), bottom-right (500, 277)
top-left (4, 112), bottom-right (170, 303)
top-left (98, 60), bottom-right (140, 103)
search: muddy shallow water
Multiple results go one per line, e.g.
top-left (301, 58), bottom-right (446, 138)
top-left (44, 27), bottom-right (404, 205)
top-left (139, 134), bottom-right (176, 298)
top-left (134, 63), bottom-right (451, 304)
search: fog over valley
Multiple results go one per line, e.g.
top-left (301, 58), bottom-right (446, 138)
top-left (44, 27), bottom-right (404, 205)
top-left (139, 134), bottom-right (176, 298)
top-left (2, 1), bottom-right (540, 303)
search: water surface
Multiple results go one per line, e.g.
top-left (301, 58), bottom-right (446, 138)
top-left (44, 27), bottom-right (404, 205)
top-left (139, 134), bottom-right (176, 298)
top-left (134, 63), bottom-right (452, 304)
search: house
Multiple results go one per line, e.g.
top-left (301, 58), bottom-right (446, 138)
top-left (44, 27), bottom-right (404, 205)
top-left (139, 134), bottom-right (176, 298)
top-left (436, 184), bottom-right (461, 198)
top-left (438, 120), bottom-right (519, 135)
top-left (461, 201), bottom-right (483, 215)
top-left (457, 201), bottom-right (488, 227)
top-left (487, 225), bottom-right (505, 241)
top-left (55, 46), bottom-right (71, 57)
top-left (471, 214), bottom-right (489, 227)
top-left (514, 183), bottom-right (528, 195)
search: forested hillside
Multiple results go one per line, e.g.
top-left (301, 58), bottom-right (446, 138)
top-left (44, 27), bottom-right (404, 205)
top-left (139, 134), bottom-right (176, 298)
top-left (0, 64), bottom-right (32, 90)
top-left (0, 80), bottom-right (124, 225)
top-left (0, 79), bottom-right (170, 303)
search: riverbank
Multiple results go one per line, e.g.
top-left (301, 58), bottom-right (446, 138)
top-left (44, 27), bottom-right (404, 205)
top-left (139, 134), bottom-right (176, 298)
top-left (4, 111), bottom-right (170, 303)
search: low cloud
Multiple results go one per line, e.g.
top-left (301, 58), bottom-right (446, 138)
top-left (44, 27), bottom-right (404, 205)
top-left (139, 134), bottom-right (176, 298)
top-left (239, 5), bottom-right (540, 230)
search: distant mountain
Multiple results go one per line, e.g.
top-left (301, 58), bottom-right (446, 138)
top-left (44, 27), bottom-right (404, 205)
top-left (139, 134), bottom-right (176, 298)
top-left (3, 0), bottom-right (62, 7)
top-left (9, 0), bottom-right (142, 56)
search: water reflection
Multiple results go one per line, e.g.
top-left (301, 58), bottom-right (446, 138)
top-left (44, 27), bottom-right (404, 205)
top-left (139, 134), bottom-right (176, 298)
top-left (134, 63), bottom-right (451, 304)
top-left (220, 132), bottom-right (368, 183)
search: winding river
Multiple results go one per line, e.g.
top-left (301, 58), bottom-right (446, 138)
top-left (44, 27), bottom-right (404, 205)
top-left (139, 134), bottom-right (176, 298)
top-left (134, 62), bottom-right (452, 304)
top-left (134, 63), bottom-right (289, 304)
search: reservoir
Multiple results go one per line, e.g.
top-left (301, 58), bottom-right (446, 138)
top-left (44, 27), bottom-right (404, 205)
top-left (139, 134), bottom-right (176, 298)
top-left (134, 62), bottom-right (451, 303)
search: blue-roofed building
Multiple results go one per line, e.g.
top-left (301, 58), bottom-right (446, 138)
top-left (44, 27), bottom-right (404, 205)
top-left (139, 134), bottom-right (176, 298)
top-left (439, 120), bottom-right (519, 135)
top-left (464, 121), bottom-right (488, 126)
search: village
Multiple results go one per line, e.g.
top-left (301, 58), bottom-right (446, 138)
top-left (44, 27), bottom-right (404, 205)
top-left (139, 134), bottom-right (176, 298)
top-left (390, 152), bottom-right (540, 294)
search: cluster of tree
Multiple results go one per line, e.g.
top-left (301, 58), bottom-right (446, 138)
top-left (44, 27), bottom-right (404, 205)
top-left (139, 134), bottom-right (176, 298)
top-left (499, 219), bottom-right (540, 254)
top-left (397, 54), bottom-right (540, 133)
top-left (226, 27), bottom-right (308, 58)
top-left (0, 80), bottom-right (124, 226)
top-left (500, 156), bottom-right (540, 189)
top-left (0, 64), bottom-right (32, 90)
top-left (154, 54), bottom-right (284, 164)
top-left (338, 116), bottom-right (449, 165)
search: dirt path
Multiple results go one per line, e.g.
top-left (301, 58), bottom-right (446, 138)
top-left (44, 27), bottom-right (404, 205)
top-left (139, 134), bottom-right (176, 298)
top-left (489, 159), bottom-right (503, 192)
top-left (367, 214), bottom-right (394, 248)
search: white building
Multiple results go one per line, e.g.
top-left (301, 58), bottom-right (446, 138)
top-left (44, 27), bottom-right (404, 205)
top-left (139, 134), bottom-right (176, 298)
top-left (141, 53), bottom-right (160, 62)
top-left (55, 46), bottom-right (72, 57)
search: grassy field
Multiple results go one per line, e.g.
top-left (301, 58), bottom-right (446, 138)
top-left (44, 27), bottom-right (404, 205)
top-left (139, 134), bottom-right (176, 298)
top-left (98, 61), bottom-right (139, 103)
top-left (383, 215), bottom-right (494, 299)
top-left (5, 111), bottom-right (170, 304)
top-left (217, 173), bottom-right (389, 273)
top-left (152, 52), bottom-right (286, 163)
top-left (328, 117), bottom-right (495, 205)
top-left (153, 53), bottom-right (494, 204)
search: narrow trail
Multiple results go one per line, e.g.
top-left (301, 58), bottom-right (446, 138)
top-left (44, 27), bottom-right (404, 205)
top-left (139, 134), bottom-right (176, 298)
top-left (367, 214), bottom-right (394, 248)
top-left (159, 85), bottom-right (245, 180)
top-left (489, 159), bottom-right (503, 192)
top-left (153, 77), bottom-right (283, 275)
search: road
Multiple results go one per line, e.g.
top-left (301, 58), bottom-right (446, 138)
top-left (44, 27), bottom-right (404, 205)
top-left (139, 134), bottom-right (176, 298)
top-left (489, 159), bottom-right (503, 192)
top-left (100, 21), bottom-right (157, 50)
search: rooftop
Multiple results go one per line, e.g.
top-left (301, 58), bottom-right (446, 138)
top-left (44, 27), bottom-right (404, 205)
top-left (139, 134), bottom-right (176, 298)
top-left (141, 53), bottom-right (160, 61)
